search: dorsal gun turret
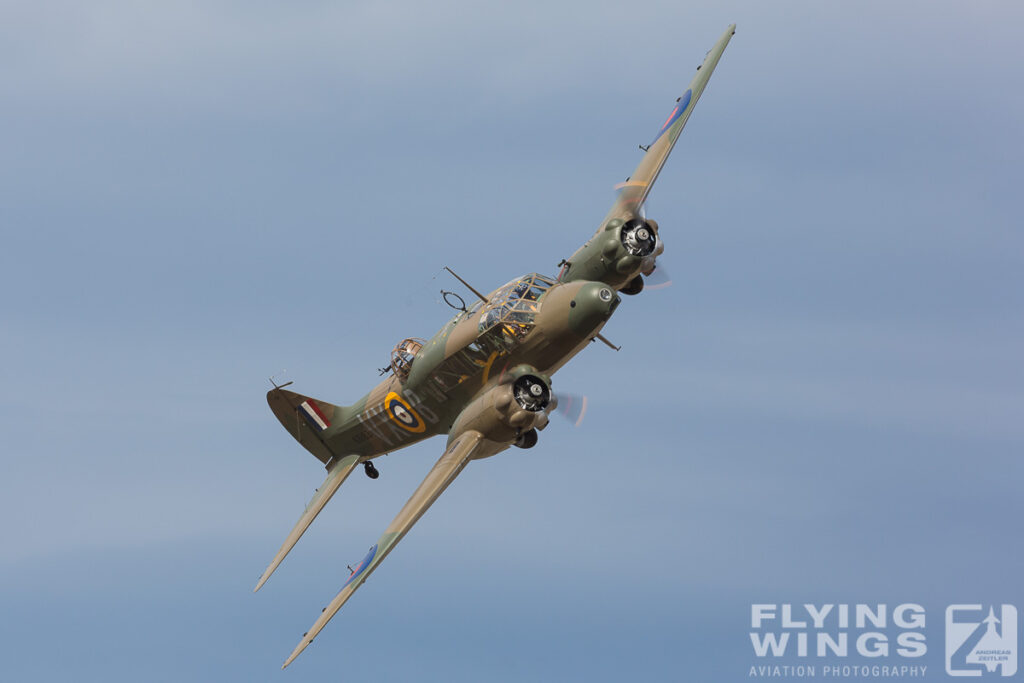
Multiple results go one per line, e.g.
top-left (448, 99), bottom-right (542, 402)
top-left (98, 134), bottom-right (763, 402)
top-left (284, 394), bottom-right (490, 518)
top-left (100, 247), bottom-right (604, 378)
top-left (389, 338), bottom-right (424, 382)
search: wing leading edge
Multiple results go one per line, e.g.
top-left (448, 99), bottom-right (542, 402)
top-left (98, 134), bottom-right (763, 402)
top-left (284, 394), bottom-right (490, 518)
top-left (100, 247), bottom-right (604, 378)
top-left (281, 430), bottom-right (487, 669)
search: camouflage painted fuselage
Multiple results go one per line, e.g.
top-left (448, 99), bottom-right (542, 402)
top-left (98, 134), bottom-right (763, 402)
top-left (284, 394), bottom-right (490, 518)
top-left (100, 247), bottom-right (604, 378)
top-left (269, 278), bottom-right (619, 463)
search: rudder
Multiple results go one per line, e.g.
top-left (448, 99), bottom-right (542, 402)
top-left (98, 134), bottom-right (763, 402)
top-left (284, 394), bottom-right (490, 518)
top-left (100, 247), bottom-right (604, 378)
top-left (267, 387), bottom-right (348, 467)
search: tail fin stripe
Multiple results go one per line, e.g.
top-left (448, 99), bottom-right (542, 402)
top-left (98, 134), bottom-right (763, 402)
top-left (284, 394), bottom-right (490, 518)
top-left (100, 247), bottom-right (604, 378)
top-left (299, 400), bottom-right (330, 431)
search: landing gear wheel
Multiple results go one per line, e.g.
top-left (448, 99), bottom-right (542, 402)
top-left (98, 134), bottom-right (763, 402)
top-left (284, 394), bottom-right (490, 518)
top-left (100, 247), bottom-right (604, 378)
top-left (363, 461), bottom-right (380, 479)
top-left (621, 275), bottom-right (644, 296)
top-left (514, 428), bottom-right (539, 449)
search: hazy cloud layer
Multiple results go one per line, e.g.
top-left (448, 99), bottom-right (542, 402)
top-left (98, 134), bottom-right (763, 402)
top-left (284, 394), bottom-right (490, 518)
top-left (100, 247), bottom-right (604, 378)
top-left (1, 1), bottom-right (1022, 680)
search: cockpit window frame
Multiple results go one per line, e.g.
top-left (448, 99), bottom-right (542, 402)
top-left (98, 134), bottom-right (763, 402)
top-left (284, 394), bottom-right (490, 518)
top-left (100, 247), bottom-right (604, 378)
top-left (389, 337), bottom-right (425, 382)
top-left (477, 273), bottom-right (556, 340)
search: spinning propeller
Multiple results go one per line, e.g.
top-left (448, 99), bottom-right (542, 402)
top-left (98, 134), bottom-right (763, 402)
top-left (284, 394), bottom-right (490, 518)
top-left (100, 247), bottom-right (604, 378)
top-left (552, 392), bottom-right (589, 427)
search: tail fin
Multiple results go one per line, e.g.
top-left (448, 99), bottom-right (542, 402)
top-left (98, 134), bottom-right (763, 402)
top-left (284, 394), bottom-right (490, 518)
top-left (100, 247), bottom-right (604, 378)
top-left (267, 387), bottom-right (350, 466)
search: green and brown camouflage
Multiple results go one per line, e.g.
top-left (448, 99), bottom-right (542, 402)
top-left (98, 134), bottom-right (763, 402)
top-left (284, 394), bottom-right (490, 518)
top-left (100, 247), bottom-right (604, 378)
top-left (259, 25), bottom-right (736, 669)
top-left (268, 276), bottom-right (620, 461)
top-left (562, 24), bottom-right (735, 291)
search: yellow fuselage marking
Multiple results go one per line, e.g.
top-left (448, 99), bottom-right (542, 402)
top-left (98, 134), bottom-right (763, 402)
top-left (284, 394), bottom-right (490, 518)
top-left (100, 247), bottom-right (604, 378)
top-left (480, 351), bottom-right (499, 385)
top-left (383, 391), bottom-right (426, 433)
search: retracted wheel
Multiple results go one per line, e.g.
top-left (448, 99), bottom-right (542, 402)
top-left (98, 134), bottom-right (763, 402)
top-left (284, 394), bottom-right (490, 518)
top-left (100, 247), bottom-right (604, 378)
top-left (621, 275), bottom-right (644, 296)
top-left (364, 461), bottom-right (380, 479)
top-left (513, 428), bottom-right (539, 449)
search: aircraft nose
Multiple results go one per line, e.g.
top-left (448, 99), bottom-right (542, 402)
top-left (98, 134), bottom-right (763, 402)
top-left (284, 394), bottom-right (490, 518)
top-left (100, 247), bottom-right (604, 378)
top-left (568, 282), bottom-right (620, 334)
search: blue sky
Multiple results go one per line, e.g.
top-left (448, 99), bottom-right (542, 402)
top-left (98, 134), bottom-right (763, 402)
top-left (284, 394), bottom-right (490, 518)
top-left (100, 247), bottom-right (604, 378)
top-left (2, 1), bottom-right (1022, 680)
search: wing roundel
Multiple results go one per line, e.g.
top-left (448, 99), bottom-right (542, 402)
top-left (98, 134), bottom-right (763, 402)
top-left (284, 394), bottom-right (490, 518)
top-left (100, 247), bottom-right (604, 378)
top-left (603, 24), bottom-right (735, 224)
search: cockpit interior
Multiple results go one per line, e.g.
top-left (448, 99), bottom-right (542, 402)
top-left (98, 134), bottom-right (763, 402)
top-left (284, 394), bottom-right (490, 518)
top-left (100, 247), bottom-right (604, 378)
top-left (477, 273), bottom-right (556, 340)
top-left (385, 274), bottom-right (556, 381)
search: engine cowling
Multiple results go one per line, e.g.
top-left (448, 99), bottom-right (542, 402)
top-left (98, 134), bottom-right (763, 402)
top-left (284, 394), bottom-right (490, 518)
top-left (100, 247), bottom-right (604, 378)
top-left (448, 365), bottom-right (552, 455)
top-left (511, 374), bottom-right (551, 412)
top-left (619, 218), bottom-right (658, 257)
top-left (561, 216), bottom-right (664, 290)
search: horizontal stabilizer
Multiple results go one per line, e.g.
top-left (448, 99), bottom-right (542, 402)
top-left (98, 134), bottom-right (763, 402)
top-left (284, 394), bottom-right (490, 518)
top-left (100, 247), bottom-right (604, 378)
top-left (254, 453), bottom-right (363, 592)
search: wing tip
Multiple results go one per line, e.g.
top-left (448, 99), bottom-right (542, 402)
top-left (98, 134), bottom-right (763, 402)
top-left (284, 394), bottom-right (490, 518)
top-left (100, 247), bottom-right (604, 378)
top-left (282, 641), bottom-right (308, 669)
top-left (254, 562), bottom-right (279, 592)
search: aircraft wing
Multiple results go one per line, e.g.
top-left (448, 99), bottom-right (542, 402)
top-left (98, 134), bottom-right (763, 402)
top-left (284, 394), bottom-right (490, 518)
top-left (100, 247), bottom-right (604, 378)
top-left (281, 430), bottom-right (485, 668)
top-left (603, 23), bottom-right (735, 224)
top-left (254, 453), bottom-right (363, 592)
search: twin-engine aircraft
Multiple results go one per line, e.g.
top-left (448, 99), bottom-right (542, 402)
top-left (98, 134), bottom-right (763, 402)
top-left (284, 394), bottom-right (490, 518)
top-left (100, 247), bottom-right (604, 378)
top-left (257, 25), bottom-right (735, 668)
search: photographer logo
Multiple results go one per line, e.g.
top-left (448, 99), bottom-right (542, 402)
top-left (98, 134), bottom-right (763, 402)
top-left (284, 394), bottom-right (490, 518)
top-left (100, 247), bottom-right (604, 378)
top-left (946, 604), bottom-right (1018, 677)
